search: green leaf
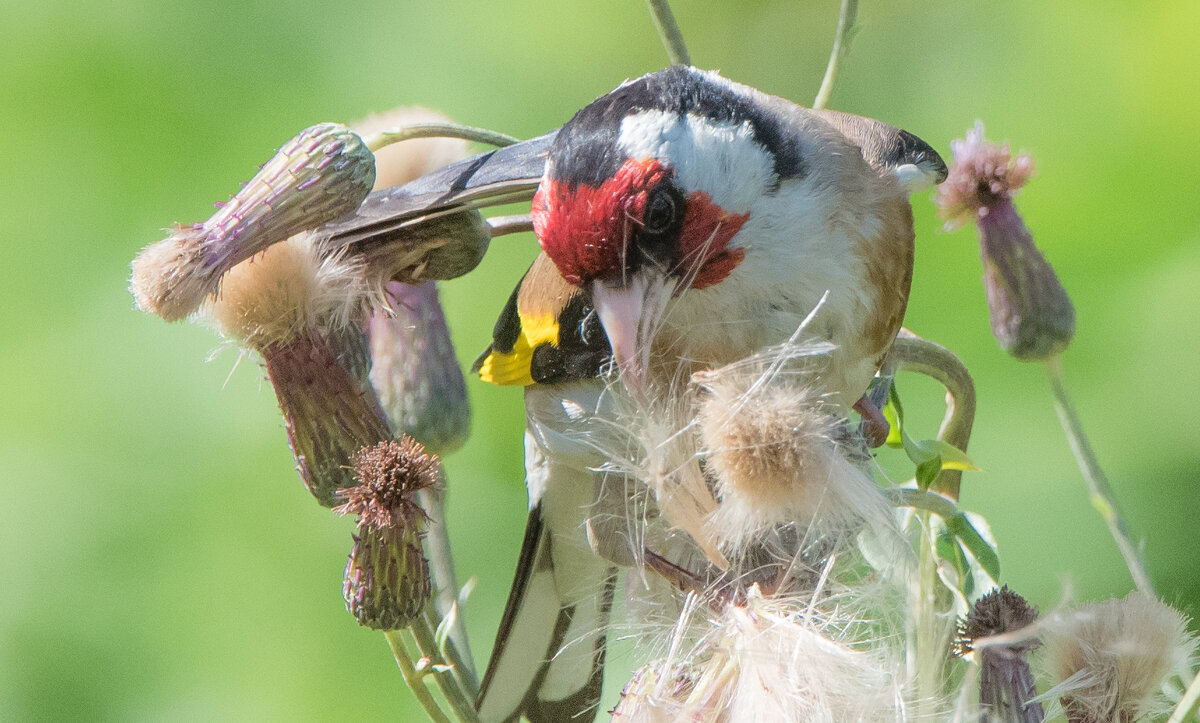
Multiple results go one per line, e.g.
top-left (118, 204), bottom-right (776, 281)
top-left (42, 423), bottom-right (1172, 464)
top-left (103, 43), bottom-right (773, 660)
top-left (947, 514), bottom-right (1001, 581)
top-left (883, 384), bottom-right (905, 449)
top-left (885, 380), bottom-right (979, 488)
top-left (916, 457), bottom-right (941, 489)
top-left (934, 524), bottom-right (974, 606)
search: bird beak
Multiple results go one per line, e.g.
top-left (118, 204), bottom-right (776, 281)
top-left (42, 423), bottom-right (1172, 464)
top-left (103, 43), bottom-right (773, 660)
top-left (591, 272), bottom-right (675, 394)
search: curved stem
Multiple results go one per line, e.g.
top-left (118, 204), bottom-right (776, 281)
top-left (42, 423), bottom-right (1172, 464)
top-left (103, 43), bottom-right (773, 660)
top-left (365, 123), bottom-right (520, 153)
top-left (887, 487), bottom-right (959, 520)
top-left (888, 330), bottom-right (977, 500)
top-left (813, 0), bottom-right (859, 110)
top-left (1045, 356), bottom-right (1154, 596)
top-left (385, 629), bottom-right (452, 723)
top-left (644, 0), bottom-right (691, 66)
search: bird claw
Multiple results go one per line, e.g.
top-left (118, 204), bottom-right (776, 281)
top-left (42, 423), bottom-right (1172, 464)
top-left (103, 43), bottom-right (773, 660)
top-left (853, 394), bottom-right (890, 448)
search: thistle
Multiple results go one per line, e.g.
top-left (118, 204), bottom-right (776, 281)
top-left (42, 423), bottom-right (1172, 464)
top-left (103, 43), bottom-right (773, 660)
top-left (694, 346), bottom-right (891, 556)
top-left (936, 121), bottom-right (1074, 361)
top-left (368, 281), bottom-right (470, 456)
top-left (1043, 593), bottom-right (1197, 723)
top-left (130, 123), bottom-right (375, 321)
top-left (206, 238), bottom-right (389, 506)
top-left (610, 661), bottom-right (699, 722)
top-left (335, 437), bottom-right (442, 630)
top-left (956, 587), bottom-right (1044, 723)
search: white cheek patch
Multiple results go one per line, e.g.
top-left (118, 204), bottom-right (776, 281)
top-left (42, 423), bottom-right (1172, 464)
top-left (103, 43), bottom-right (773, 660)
top-left (617, 110), bottom-right (776, 214)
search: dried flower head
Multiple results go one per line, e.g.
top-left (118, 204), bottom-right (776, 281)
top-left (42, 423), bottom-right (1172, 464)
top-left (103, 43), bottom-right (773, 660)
top-left (936, 122), bottom-right (1074, 360)
top-left (957, 586), bottom-right (1040, 655)
top-left (646, 586), bottom-right (905, 722)
top-left (1043, 592), bottom-right (1197, 723)
top-left (335, 437), bottom-right (442, 629)
top-left (130, 123), bottom-right (375, 321)
top-left (207, 237), bottom-right (365, 349)
top-left (339, 437), bottom-right (441, 530)
top-left (198, 235), bottom-right (388, 507)
top-left (956, 587), bottom-right (1044, 723)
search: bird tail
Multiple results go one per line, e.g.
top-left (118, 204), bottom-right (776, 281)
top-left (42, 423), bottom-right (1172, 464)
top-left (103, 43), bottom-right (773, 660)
top-left (476, 502), bottom-right (617, 723)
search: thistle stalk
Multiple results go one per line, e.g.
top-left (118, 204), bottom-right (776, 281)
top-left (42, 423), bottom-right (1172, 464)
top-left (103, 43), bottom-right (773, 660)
top-left (363, 122), bottom-right (519, 153)
top-left (813, 0), bottom-right (859, 110)
top-left (385, 630), bottom-right (452, 723)
top-left (1046, 356), bottom-right (1153, 595)
top-left (937, 122), bottom-right (1152, 594)
top-left (644, 0), bottom-right (691, 66)
top-left (1168, 667), bottom-right (1200, 723)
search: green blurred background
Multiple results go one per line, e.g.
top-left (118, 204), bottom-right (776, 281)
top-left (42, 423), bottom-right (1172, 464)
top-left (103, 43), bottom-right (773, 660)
top-left (2, 0), bottom-right (1197, 719)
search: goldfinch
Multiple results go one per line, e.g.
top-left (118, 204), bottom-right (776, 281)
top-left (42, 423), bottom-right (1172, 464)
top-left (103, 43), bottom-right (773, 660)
top-left (323, 65), bottom-right (946, 722)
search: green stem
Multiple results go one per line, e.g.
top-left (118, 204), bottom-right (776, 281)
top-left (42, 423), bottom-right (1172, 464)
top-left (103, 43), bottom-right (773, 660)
top-left (888, 487), bottom-right (957, 519)
top-left (813, 0), bottom-right (859, 110)
top-left (1167, 666), bottom-right (1200, 723)
top-left (644, 0), bottom-right (691, 66)
top-left (385, 629), bottom-right (452, 723)
top-left (888, 331), bottom-right (976, 500)
top-left (417, 487), bottom-right (475, 681)
top-left (428, 605), bottom-right (480, 701)
top-left (410, 612), bottom-right (480, 722)
top-left (913, 510), bottom-right (942, 719)
top-left (365, 123), bottom-right (520, 153)
top-left (1044, 356), bottom-right (1154, 596)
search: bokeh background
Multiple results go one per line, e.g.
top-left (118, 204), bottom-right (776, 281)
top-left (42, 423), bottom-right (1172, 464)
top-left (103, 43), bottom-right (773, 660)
top-left (2, 0), bottom-right (1197, 719)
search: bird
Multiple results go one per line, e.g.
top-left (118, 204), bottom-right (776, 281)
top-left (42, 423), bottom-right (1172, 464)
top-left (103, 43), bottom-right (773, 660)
top-left (320, 64), bottom-right (946, 722)
top-left (470, 66), bottom-right (946, 722)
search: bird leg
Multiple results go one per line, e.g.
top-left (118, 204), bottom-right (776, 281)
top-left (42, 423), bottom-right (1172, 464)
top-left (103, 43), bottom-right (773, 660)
top-left (853, 394), bottom-right (891, 448)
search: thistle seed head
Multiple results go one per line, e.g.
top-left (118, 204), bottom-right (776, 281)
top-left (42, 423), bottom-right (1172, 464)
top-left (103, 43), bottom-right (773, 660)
top-left (1043, 593), bottom-right (1197, 723)
top-left (130, 123), bottom-right (374, 321)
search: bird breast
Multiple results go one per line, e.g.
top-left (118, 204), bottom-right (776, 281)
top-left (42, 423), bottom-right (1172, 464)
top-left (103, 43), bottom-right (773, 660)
top-left (652, 162), bottom-right (915, 409)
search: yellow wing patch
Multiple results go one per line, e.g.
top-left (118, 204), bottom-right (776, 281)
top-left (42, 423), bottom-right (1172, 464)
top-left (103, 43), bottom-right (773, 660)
top-left (477, 312), bottom-right (560, 386)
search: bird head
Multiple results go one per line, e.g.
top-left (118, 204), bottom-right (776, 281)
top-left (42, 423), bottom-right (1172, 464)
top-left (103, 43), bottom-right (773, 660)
top-left (530, 66), bottom-right (947, 398)
top-left (531, 66), bottom-right (795, 389)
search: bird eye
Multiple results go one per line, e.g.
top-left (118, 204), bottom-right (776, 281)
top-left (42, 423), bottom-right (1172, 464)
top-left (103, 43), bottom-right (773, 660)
top-left (642, 186), bottom-right (677, 235)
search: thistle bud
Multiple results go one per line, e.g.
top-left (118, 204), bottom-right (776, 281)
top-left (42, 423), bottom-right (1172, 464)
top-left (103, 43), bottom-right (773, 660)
top-left (335, 437), bottom-right (442, 630)
top-left (1043, 593), bottom-right (1197, 723)
top-left (368, 281), bottom-right (470, 456)
top-left (936, 122), bottom-right (1074, 360)
top-left (207, 239), bottom-right (389, 506)
top-left (130, 123), bottom-right (375, 321)
top-left (955, 587), bottom-right (1044, 723)
top-left (353, 109), bottom-right (474, 455)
